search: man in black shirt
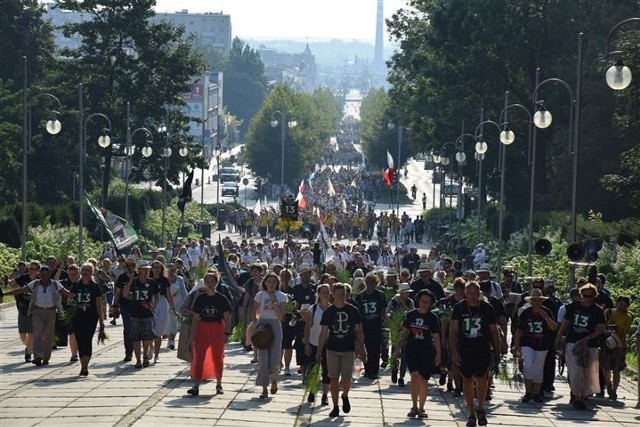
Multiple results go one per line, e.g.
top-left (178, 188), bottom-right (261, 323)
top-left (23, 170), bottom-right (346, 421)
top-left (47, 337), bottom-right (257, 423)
top-left (318, 283), bottom-right (366, 418)
top-left (410, 264), bottom-right (445, 300)
top-left (122, 261), bottom-right (160, 368)
top-left (292, 263), bottom-right (317, 375)
top-left (401, 247), bottom-right (421, 274)
top-left (450, 281), bottom-right (500, 427)
top-left (355, 273), bottom-right (387, 379)
top-left (113, 256), bottom-right (137, 361)
top-left (11, 260), bottom-right (40, 362)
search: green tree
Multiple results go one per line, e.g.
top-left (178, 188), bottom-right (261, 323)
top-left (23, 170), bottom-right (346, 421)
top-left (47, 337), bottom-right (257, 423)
top-left (45, 0), bottom-right (205, 208)
top-left (243, 85), bottom-right (339, 191)
top-left (224, 38), bottom-right (267, 137)
top-left (386, 0), bottom-right (639, 218)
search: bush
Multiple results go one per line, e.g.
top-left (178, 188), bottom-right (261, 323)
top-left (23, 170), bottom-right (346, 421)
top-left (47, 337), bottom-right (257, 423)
top-left (25, 222), bottom-right (102, 263)
top-left (0, 243), bottom-right (21, 282)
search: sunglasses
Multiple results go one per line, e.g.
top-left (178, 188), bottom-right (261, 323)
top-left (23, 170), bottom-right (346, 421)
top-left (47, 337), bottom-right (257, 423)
top-left (582, 293), bottom-right (596, 299)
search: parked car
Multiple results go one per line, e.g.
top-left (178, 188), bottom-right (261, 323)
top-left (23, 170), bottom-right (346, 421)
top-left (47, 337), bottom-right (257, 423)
top-left (443, 183), bottom-right (461, 196)
top-left (221, 181), bottom-right (239, 197)
top-left (219, 167), bottom-right (240, 183)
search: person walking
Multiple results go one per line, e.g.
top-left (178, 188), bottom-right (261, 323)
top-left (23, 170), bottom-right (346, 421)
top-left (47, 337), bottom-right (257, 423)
top-left (122, 261), bottom-right (160, 369)
top-left (68, 263), bottom-right (105, 376)
top-left (253, 272), bottom-right (286, 398)
top-left (166, 264), bottom-right (188, 350)
top-left (149, 261), bottom-right (176, 363)
top-left (317, 283), bottom-right (366, 418)
top-left (386, 282), bottom-right (415, 386)
top-left (112, 256), bottom-right (138, 361)
top-left (303, 283), bottom-right (332, 405)
top-left (9, 260), bottom-right (40, 362)
top-left (555, 283), bottom-right (605, 410)
top-left (512, 288), bottom-right (557, 403)
top-left (450, 281), bottom-right (500, 427)
top-left (181, 271), bottom-right (232, 396)
top-left (1, 265), bottom-right (72, 366)
top-left (355, 273), bottom-right (386, 379)
top-left (397, 289), bottom-right (441, 419)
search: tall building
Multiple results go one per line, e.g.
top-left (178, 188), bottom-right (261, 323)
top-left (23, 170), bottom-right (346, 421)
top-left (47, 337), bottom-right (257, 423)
top-left (374, 0), bottom-right (384, 70)
top-left (258, 43), bottom-right (318, 93)
top-left (42, 3), bottom-right (232, 54)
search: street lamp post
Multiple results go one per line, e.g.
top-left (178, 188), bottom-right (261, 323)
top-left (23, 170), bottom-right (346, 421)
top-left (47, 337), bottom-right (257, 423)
top-left (529, 33), bottom-right (583, 285)
top-left (271, 109), bottom-right (297, 197)
top-left (455, 125), bottom-right (475, 236)
top-left (22, 57), bottom-right (63, 259)
top-left (79, 83), bottom-right (112, 261)
top-left (124, 101), bottom-right (152, 221)
top-left (213, 145), bottom-right (221, 227)
top-left (605, 18), bottom-right (640, 90)
top-left (159, 129), bottom-right (188, 246)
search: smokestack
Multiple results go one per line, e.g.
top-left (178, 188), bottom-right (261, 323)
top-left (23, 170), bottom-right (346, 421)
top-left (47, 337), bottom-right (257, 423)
top-left (374, 0), bottom-right (384, 70)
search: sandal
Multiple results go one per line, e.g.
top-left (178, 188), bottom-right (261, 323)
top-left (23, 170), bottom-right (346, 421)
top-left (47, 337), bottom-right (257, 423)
top-left (418, 410), bottom-right (428, 419)
top-left (466, 414), bottom-right (477, 427)
top-left (216, 385), bottom-right (224, 395)
top-left (407, 407), bottom-right (419, 417)
top-left (270, 383), bottom-right (278, 394)
top-left (259, 391), bottom-right (269, 399)
top-left (134, 362), bottom-right (142, 369)
top-left (187, 386), bottom-right (199, 397)
top-left (142, 358), bottom-right (150, 368)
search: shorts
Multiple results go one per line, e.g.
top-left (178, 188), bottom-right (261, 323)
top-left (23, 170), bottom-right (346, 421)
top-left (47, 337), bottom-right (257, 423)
top-left (459, 347), bottom-right (491, 379)
top-left (326, 349), bottom-right (354, 379)
top-left (281, 321), bottom-right (295, 350)
top-left (18, 311), bottom-right (33, 333)
top-left (130, 317), bottom-right (155, 341)
top-left (295, 336), bottom-right (314, 366)
top-left (406, 344), bottom-right (436, 379)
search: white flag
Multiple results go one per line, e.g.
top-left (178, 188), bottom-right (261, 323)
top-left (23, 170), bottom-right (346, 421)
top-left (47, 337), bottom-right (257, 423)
top-left (253, 198), bottom-right (261, 215)
top-left (387, 150), bottom-right (394, 169)
top-left (327, 178), bottom-right (336, 197)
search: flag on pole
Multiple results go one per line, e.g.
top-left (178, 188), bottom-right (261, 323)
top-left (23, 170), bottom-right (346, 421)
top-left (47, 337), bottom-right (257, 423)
top-left (327, 178), bottom-right (336, 197)
top-left (177, 170), bottom-right (194, 212)
top-left (350, 179), bottom-right (357, 188)
top-left (382, 151), bottom-right (395, 188)
top-left (86, 192), bottom-right (138, 250)
top-left (217, 238), bottom-right (245, 305)
top-left (253, 198), bottom-right (261, 215)
top-left (295, 180), bottom-right (307, 209)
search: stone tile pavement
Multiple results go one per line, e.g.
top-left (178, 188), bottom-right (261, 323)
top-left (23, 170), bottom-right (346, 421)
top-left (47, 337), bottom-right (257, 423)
top-left (1, 306), bottom-right (639, 426)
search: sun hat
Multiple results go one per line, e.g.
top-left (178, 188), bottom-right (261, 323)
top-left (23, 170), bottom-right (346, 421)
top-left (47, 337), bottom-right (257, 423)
top-left (385, 268), bottom-right (398, 277)
top-left (525, 288), bottom-right (548, 303)
top-left (298, 263), bottom-right (313, 274)
top-left (397, 283), bottom-right (413, 293)
top-left (416, 262), bottom-right (432, 273)
top-left (477, 263), bottom-right (491, 273)
top-left (136, 260), bottom-right (151, 269)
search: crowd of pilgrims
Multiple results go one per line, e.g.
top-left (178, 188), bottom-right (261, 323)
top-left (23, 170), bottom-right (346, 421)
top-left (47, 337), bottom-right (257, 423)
top-left (2, 237), bottom-right (635, 426)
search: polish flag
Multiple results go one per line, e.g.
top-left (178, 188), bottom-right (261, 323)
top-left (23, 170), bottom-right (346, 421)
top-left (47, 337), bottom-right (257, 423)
top-left (295, 180), bottom-right (307, 208)
top-left (382, 151), bottom-right (395, 188)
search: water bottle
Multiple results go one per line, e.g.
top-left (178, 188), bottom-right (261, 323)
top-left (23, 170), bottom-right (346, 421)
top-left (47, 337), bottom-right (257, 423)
top-left (352, 357), bottom-right (363, 382)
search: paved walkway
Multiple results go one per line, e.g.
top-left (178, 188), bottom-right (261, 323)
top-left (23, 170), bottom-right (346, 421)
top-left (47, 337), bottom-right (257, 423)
top-left (1, 306), bottom-right (639, 426)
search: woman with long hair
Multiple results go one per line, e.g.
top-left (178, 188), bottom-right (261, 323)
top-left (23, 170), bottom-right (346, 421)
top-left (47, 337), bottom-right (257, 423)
top-left (149, 261), bottom-right (175, 363)
top-left (166, 263), bottom-right (188, 350)
top-left (253, 272), bottom-right (286, 398)
top-left (182, 271), bottom-right (231, 396)
top-left (397, 289), bottom-right (441, 419)
top-left (303, 283), bottom-right (331, 405)
top-left (68, 263), bottom-right (105, 376)
top-left (279, 268), bottom-right (295, 376)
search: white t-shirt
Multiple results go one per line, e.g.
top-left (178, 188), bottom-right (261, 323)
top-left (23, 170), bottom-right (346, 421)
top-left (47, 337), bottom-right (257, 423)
top-left (187, 246), bottom-right (202, 267)
top-left (254, 291), bottom-right (287, 320)
top-left (309, 303), bottom-right (326, 346)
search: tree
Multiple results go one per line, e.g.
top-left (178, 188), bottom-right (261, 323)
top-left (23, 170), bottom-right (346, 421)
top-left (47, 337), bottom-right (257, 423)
top-left (243, 85), bottom-right (339, 191)
top-left (360, 88), bottom-right (415, 171)
top-left (386, 0), bottom-right (639, 218)
top-left (224, 38), bottom-right (267, 137)
top-left (45, 0), bottom-right (206, 210)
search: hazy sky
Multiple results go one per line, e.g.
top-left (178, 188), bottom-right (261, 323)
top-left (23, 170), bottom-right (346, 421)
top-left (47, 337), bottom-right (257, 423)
top-left (154, 0), bottom-right (409, 41)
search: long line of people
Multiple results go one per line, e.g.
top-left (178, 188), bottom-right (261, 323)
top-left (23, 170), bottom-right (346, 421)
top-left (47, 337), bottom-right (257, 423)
top-left (3, 239), bottom-right (636, 426)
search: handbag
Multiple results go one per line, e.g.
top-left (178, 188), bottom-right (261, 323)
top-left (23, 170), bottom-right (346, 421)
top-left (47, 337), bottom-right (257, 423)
top-left (177, 292), bottom-right (199, 362)
top-left (251, 322), bottom-right (274, 349)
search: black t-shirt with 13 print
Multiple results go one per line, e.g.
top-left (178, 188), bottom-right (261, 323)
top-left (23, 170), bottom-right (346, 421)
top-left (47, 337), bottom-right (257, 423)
top-left (451, 300), bottom-right (497, 348)
top-left (320, 303), bottom-right (362, 352)
top-left (564, 301), bottom-right (605, 347)
top-left (126, 279), bottom-right (159, 318)
top-left (403, 309), bottom-right (440, 350)
top-left (192, 292), bottom-right (232, 323)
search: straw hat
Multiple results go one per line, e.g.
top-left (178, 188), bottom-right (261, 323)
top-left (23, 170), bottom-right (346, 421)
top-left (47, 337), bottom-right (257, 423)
top-left (298, 263), bottom-right (313, 274)
top-left (416, 262), bottom-right (432, 273)
top-left (525, 288), bottom-right (548, 303)
top-left (397, 283), bottom-right (413, 293)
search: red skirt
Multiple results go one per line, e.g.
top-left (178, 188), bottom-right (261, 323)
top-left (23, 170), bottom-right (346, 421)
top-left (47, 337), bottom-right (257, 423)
top-left (191, 320), bottom-right (225, 381)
